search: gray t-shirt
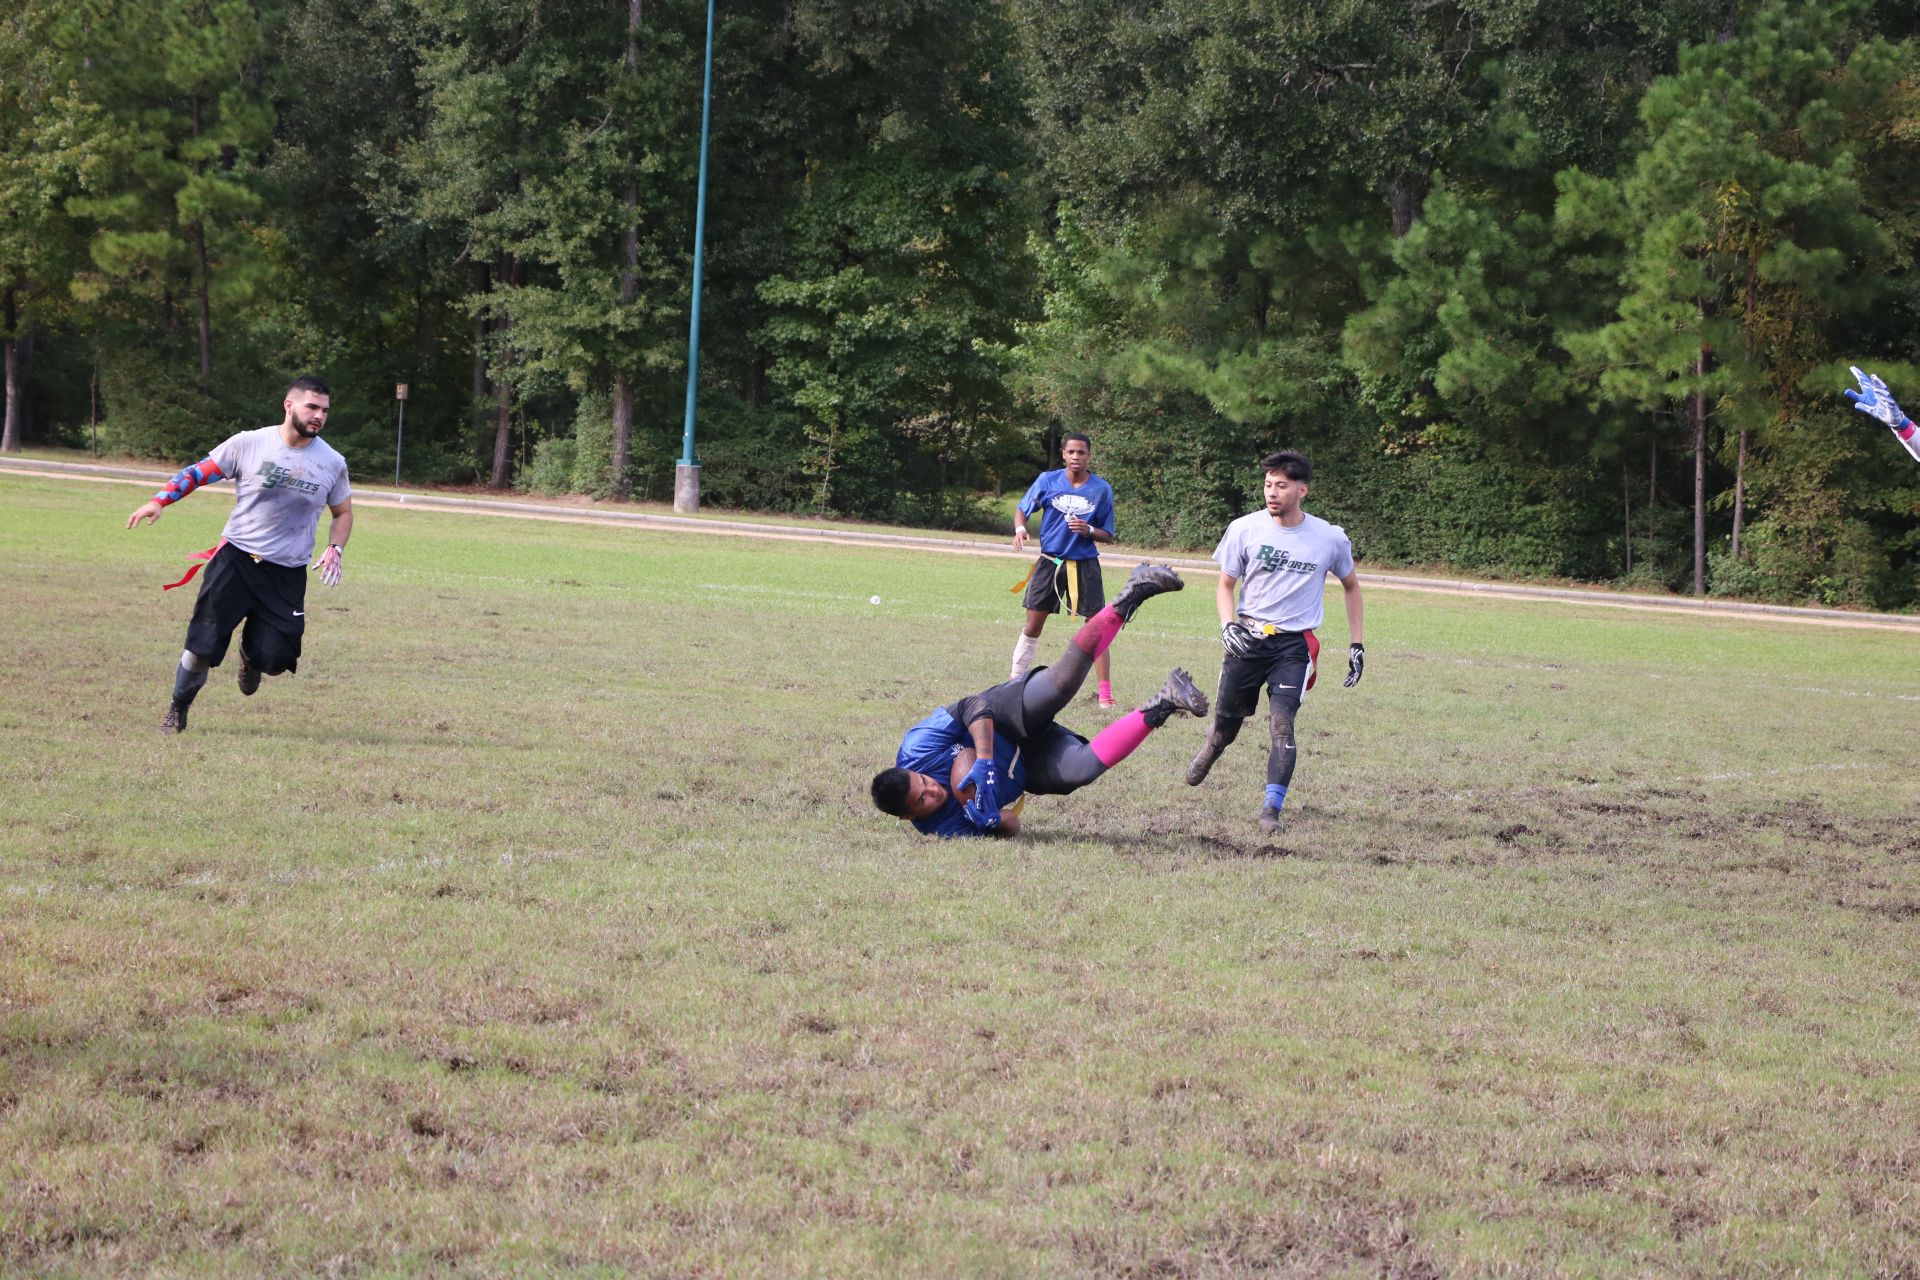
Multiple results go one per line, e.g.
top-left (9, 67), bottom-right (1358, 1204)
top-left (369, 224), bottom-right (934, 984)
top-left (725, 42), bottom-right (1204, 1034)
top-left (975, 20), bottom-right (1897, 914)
top-left (207, 427), bottom-right (352, 567)
top-left (1213, 509), bottom-right (1355, 632)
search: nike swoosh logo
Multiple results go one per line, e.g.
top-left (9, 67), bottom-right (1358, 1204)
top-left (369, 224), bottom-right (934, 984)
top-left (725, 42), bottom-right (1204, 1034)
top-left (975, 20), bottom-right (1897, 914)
top-left (292, 611), bottom-right (304, 617)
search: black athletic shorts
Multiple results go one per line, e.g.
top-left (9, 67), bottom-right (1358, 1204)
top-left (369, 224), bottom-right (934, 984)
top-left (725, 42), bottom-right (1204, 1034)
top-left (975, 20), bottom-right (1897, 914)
top-left (944, 671), bottom-right (1090, 794)
top-left (1020, 554), bottom-right (1104, 618)
top-left (1214, 627), bottom-right (1320, 720)
top-left (946, 669), bottom-right (1048, 742)
top-left (184, 542), bottom-right (308, 674)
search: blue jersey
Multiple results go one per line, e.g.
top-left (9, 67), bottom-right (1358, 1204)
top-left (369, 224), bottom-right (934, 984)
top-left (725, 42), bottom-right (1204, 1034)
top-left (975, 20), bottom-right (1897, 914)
top-left (1019, 470), bottom-right (1114, 561)
top-left (896, 708), bottom-right (1029, 838)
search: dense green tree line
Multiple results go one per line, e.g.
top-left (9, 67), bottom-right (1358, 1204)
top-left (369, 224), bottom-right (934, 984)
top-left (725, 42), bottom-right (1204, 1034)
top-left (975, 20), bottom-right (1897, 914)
top-left (3, 0), bottom-right (1917, 604)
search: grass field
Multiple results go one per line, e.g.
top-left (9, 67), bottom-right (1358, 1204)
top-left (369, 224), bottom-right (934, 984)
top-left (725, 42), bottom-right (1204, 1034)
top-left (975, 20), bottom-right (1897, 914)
top-left (3, 472), bottom-right (1918, 1277)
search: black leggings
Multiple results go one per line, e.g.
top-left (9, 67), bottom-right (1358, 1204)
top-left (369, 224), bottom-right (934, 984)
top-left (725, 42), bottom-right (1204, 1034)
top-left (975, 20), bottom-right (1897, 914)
top-left (1017, 634), bottom-right (1103, 791)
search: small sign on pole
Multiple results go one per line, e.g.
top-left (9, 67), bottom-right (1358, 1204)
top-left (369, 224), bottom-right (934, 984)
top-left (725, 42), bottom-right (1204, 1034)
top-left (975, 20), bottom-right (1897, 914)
top-left (394, 384), bottom-right (408, 484)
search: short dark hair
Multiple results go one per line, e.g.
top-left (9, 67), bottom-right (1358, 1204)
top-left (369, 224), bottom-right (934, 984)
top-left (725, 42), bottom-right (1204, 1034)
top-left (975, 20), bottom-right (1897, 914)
top-left (1262, 450), bottom-right (1311, 482)
top-left (286, 375), bottom-right (331, 397)
top-left (1062, 433), bottom-right (1091, 450)
top-left (871, 768), bottom-right (913, 816)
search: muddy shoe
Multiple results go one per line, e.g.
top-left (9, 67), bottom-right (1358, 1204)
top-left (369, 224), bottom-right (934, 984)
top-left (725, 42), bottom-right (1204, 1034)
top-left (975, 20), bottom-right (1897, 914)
top-left (1186, 739), bottom-right (1222, 786)
top-left (1257, 805), bottom-right (1283, 834)
top-left (1141, 667), bottom-right (1208, 728)
top-left (1110, 562), bottom-right (1183, 623)
top-left (160, 699), bottom-right (189, 734)
top-left (237, 650), bottom-right (260, 696)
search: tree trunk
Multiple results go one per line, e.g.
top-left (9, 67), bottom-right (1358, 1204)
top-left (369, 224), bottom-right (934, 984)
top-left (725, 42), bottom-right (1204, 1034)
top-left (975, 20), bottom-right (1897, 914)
top-left (1691, 351), bottom-right (1707, 596)
top-left (610, 0), bottom-right (643, 499)
top-left (489, 253), bottom-right (522, 489)
top-left (1622, 462), bottom-right (1631, 576)
top-left (1389, 177), bottom-right (1425, 239)
top-left (490, 358), bottom-right (514, 489)
top-left (471, 259), bottom-right (492, 463)
top-left (195, 223), bottom-right (214, 384)
top-left (191, 95), bottom-right (212, 385)
top-left (1, 287), bottom-right (20, 452)
top-left (612, 373), bottom-right (634, 497)
top-left (1731, 428), bottom-right (1748, 559)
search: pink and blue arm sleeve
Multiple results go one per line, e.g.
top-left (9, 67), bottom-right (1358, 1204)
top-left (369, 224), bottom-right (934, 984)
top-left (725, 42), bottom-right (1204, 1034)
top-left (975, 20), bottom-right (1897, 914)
top-left (153, 457), bottom-right (227, 506)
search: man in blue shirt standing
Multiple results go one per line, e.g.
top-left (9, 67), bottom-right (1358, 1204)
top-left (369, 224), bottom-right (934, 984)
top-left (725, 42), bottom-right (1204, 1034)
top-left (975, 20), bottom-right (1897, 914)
top-left (1011, 434), bottom-right (1119, 707)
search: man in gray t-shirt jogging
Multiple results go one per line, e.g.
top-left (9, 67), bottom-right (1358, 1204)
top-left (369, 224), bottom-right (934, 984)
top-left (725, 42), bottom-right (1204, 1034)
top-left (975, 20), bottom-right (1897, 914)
top-left (1186, 450), bottom-right (1365, 833)
top-left (127, 376), bottom-right (353, 734)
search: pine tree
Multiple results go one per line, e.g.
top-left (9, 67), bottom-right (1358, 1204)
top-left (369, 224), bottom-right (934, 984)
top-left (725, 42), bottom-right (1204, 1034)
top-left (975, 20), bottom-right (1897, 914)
top-left (60, 0), bottom-right (276, 388)
top-left (1557, 1), bottom-right (1900, 593)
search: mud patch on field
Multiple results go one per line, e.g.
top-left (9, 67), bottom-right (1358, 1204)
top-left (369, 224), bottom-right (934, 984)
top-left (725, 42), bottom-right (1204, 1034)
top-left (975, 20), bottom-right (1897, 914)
top-left (1062, 1187), bottom-right (1442, 1278)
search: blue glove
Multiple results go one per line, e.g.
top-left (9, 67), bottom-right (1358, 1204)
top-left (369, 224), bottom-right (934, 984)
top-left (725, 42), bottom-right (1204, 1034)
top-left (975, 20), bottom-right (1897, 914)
top-left (962, 757), bottom-right (1000, 829)
top-left (1847, 366), bottom-right (1920, 462)
top-left (1845, 366), bottom-right (1908, 428)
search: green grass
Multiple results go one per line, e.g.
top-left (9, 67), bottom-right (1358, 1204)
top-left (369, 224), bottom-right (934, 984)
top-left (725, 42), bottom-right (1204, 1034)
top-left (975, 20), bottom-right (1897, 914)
top-left (3, 473), bottom-right (1918, 1277)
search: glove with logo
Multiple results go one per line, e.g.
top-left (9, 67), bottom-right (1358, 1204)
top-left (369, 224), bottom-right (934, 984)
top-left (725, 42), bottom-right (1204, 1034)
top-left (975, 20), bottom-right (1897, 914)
top-left (1846, 366), bottom-right (1920, 462)
top-left (961, 757), bottom-right (1000, 829)
top-left (1344, 642), bottom-right (1365, 688)
top-left (1221, 621), bottom-right (1258, 658)
top-left (1845, 366), bottom-right (1909, 429)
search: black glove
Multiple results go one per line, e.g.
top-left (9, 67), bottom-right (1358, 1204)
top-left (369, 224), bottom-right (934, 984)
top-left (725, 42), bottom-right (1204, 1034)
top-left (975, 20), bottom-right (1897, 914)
top-left (1344, 642), bottom-right (1365, 688)
top-left (1221, 621), bottom-right (1258, 658)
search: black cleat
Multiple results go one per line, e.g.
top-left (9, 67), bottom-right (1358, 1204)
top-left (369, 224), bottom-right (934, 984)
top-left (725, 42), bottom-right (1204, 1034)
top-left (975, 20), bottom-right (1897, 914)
top-left (1257, 805), bottom-right (1283, 834)
top-left (1110, 562), bottom-right (1184, 623)
top-left (160, 700), bottom-right (189, 734)
top-left (237, 650), bottom-right (260, 696)
top-left (1186, 740), bottom-right (1222, 786)
top-left (1141, 666), bottom-right (1208, 728)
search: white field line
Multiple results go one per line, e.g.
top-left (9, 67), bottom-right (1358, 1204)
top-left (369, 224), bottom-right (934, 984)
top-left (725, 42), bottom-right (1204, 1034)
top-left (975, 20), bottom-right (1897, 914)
top-left (9, 457), bottom-right (1920, 632)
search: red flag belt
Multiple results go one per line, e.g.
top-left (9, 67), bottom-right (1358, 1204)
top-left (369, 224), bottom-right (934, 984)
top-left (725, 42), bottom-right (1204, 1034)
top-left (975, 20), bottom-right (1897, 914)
top-left (162, 539), bottom-right (227, 591)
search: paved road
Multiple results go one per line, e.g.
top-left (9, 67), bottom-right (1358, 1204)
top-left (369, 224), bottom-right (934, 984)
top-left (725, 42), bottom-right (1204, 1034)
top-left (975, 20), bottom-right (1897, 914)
top-left (8, 454), bottom-right (1918, 632)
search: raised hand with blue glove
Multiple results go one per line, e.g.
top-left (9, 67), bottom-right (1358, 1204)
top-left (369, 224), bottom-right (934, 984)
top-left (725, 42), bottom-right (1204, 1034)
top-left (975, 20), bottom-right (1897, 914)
top-left (1846, 366), bottom-right (1920, 463)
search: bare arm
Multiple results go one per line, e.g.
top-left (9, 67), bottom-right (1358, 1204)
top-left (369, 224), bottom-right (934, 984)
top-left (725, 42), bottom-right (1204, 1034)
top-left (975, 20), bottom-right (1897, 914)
top-left (1217, 572), bottom-right (1240, 625)
top-left (315, 499), bottom-right (354, 586)
top-left (1011, 504), bottom-right (1030, 550)
top-left (326, 499), bottom-right (353, 551)
top-left (1340, 570), bottom-right (1363, 644)
top-left (947, 716), bottom-right (997, 800)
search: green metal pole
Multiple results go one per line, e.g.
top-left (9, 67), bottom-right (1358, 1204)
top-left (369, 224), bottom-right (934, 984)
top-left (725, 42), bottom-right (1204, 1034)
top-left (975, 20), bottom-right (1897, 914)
top-left (678, 0), bottom-right (715, 484)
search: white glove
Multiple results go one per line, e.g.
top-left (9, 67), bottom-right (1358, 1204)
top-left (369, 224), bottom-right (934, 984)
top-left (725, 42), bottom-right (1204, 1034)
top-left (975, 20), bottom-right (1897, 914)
top-left (317, 544), bottom-right (343, 587)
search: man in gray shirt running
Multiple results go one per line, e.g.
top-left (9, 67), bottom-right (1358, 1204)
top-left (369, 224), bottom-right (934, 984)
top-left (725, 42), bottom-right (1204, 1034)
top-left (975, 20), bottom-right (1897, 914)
top-left (1185, 450), bottom-right (1365, 833)
top-left (127, 376), bottom-right (353, 733)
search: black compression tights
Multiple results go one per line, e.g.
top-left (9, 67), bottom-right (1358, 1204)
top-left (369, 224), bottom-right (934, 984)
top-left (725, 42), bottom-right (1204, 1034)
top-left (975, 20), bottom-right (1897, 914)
top-left (1020, 632), bottom-right (1094, 726)
top-left (1202, 702), bottom-right (1299, 789)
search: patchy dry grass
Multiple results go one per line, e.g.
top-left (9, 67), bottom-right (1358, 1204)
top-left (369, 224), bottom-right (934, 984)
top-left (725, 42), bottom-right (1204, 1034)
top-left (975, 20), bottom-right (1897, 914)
top-left (2, 473), bottom-right (1917, 1277)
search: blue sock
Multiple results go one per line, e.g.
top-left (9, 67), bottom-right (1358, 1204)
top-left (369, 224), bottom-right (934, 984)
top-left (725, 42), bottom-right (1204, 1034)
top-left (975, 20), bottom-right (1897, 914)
top-left (1264, 784), bottom-right (1288, 812)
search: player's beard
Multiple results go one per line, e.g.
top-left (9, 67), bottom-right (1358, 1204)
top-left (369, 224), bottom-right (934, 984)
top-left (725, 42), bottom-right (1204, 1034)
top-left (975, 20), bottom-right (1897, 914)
top-left (294, 417), bottom-right (324, 439)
